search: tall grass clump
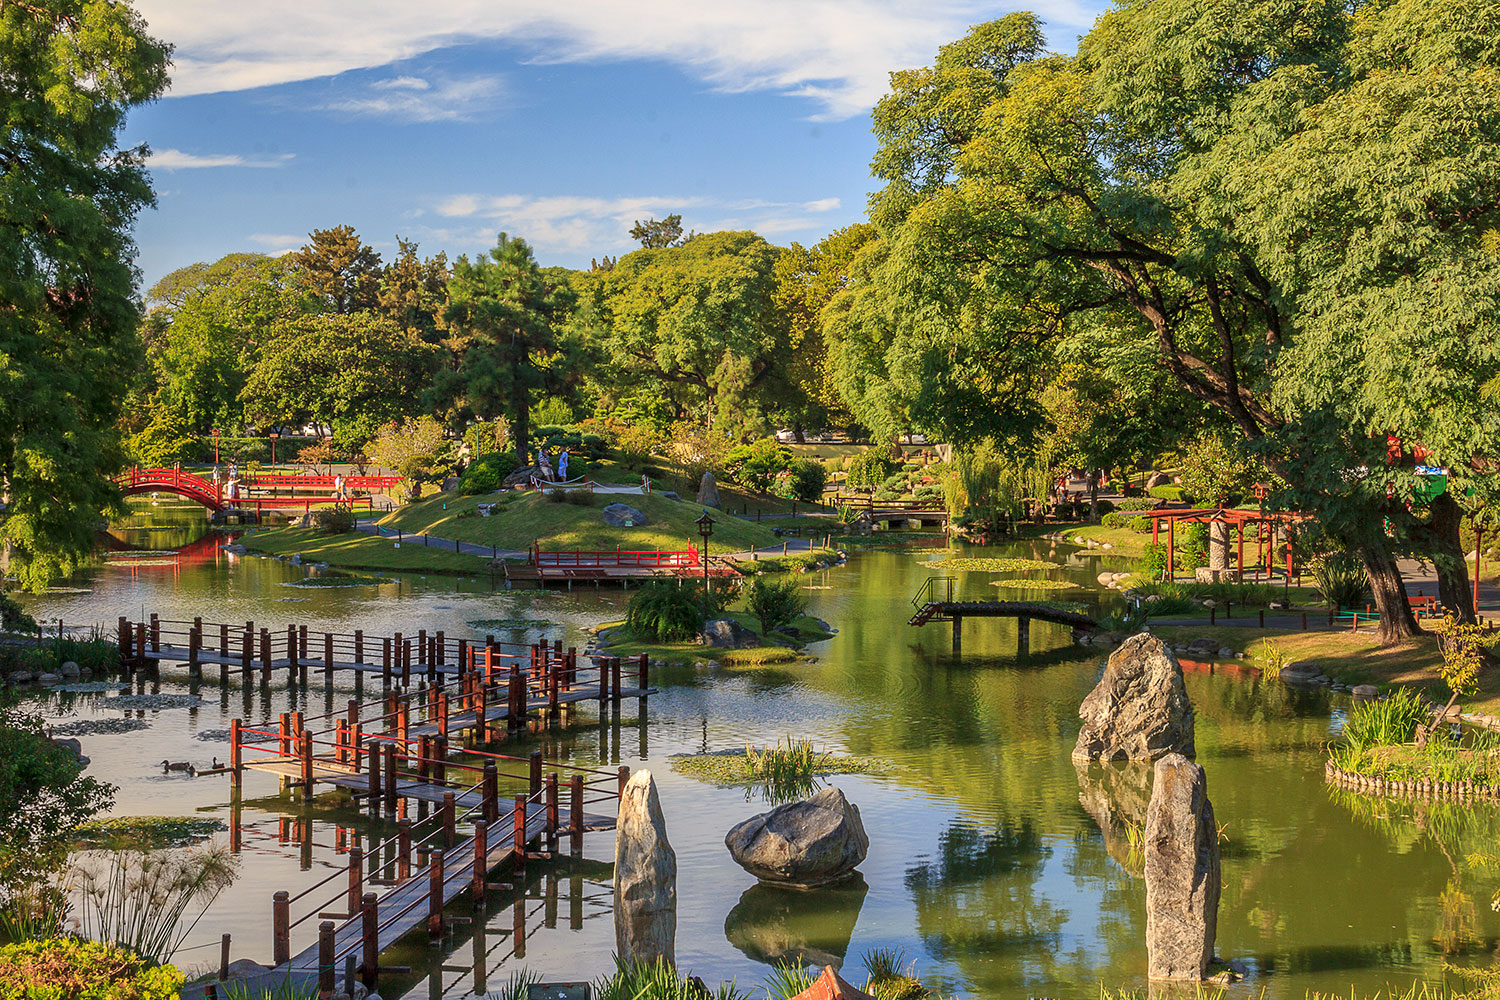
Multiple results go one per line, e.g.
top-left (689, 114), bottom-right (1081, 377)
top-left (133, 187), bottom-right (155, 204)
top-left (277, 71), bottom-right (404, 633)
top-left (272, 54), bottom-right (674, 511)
top-left (762, 962), bottom-right (818, 1000)
top-left (594, 955), bottom-right (749, 1000)
top-left (624, 580), bottom-right (706, 642)
top-left (1256, 639), bottom-right (1290, 680)
top-left (744, 737), bottom-right (828, 802)
top-left (72, 844), bottom-right (238, 963)
top-left (1310, 552), bottom-right (1370, 609)
top-left (1342, 687), bottom-right (1429, 750)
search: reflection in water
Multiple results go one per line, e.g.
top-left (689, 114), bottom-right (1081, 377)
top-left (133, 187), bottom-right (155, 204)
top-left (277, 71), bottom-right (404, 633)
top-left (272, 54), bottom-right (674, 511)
top-left (1074, 761), bottom-right (1154, 877)
top-left (724, 875), bottom-right (869, 971)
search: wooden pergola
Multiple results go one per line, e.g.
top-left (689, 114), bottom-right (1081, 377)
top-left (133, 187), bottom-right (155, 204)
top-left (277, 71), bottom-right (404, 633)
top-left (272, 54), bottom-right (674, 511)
top-left (1140, 507), bottom-right (1309, 582)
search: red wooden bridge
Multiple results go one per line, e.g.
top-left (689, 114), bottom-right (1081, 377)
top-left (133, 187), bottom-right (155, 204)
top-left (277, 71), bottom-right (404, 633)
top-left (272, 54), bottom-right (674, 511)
top-left (118, 467), bottom-right (403, 514)
top-left (506, 543), bottom-right (706, 584)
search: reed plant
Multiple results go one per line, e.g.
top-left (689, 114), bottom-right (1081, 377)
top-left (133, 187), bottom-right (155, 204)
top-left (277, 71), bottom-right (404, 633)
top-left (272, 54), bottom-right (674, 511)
top-left (762, 962), bottom-right (818, 1000)
top-left (71, 844), bottom-right (238, 964)
top-left (1256, 639), bottom-right (1291, 680)
top-left (862, 947), bottom-right (934, 999)
top-left (1310, 552), bottom-right (1370, 609)
top-left (594, 955), bottom-right (749, 1000)
top-left (1342, 688), bottom-right (1429, 750)
top-left (745, 737), bottom-right (828, 804)
top-left (222, 977), bottom-right (321, 1000)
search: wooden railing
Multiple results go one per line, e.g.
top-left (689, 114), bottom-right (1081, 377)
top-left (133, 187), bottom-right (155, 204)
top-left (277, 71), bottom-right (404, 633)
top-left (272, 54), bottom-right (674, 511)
top-left (531, 544), bottom-right (701, 568)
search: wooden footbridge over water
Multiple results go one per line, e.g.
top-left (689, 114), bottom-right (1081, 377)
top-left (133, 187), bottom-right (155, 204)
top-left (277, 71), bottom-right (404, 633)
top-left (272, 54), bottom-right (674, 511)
top-left (119, 617), bottom-right (645, 997)
top-left (908, 577), bottom-right (1102, 652)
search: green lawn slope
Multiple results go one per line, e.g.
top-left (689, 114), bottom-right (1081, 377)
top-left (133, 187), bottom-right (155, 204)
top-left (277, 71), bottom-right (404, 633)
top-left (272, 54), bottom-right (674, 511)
top-left (377, 491), bottom-right (780, 554)
top-left (242, 527), bottom-right (489, 573)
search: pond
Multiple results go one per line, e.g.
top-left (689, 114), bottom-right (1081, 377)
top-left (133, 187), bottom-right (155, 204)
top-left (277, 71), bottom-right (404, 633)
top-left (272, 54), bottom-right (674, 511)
top-left (13, 501), bottom-right (1500, 998)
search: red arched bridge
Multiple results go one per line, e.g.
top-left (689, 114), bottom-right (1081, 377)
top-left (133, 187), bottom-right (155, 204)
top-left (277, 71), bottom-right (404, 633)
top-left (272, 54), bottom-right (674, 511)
top-left (117, 467), bottom-right (404, 514)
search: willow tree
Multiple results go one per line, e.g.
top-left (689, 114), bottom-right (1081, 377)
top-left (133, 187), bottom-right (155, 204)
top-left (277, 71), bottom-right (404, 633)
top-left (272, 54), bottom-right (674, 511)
top-left (0, 0), bottom-right (170, 589)
top-left (852, 2), bottom-right (1500, 644)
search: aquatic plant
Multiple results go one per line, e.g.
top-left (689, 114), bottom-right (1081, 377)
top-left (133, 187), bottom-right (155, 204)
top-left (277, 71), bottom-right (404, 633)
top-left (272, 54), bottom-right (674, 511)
top-left (762, 962), bottom-right (818, 1000)
top-left (624, 581), bottom-right (706, 642)
top-left (74, 817), bottom-right (227, 850)
top-left (1342, 688), bottom-right (1429, 750)
top-left (467, 618), bottom-right (557, 630)
top-left (1257, 639), bottom-right (1290, 680)
top-left (862, 948), bottom-right (933, 999)
top-left (72, 844), bottom-right (238, 964)
top-left (594, 955), bottom-right (749, 1000)
top-left (927, 556), bottom-right (1060, 573)
top-left (989, 578), bottom-right (1080, 591)
top-left (222, 977), bottom-right (321, 1000)
top-left (671, 740), bottom-right (885, 803)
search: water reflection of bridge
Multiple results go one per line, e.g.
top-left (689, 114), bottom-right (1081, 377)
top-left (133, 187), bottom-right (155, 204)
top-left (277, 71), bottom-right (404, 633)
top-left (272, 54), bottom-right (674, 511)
top-left (100, 530), bottom-right (238, 574)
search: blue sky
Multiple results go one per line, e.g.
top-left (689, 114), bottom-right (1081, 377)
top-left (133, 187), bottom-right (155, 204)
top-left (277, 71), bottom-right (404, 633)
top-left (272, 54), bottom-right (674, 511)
top-left (125, 0), bottom-right (1103, 291)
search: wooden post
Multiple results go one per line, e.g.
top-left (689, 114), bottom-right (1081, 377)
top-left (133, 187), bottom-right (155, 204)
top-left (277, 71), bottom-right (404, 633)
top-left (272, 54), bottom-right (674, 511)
top-left (610, 656), bottom-right (622, 704)
top-left (483, 761), bottom-right (498, 823)
top-left (241, 628), bottom-right (252, 674)
top-left (219, 933), bottom-right (230, 980)
top-left (360, 893), bottom-right (379, 988)
top-left (149, 613), bottom-right (160, 651)
top-left (427, 848), bottom-right (444, 938)
top-left (545, 773), bottom-right (559, 852)
top-left (438, 689), bottom-right (450, 739)
top-left (1259, 609), bottom-right (1265, 627)
top-left (287, 625), bottom-right (298, 674)
top-left (569, 775), bottom-right (583, 855)
top-left (398, 818), bottom-right (412, 880)
top-left (261, 628), bottom-right (272, 682)
top-left (117, 617), bottom-right (131, 670)
top-left (299, 732), bottom-right (314, 802)
top-left (318, 921), bottom-right (335, 999)
top-left (637, 654), bottom-right (649, 696)
top-left (383, 744), bottom-right (397, 816)
top-left (529, 749), bottom-right (542, 795)
top-left (513, 794), bottom-right (527, 875)
top-left (347, 846), bottom-right (363, 917)
top-left (335, 719), bottom-right (348, 766)
top-left (435, 630), bottom-right (445, 669)
top-left (443, 791), bottom-right (456, 848)
top-left (273, 891), bottom-right (290, 966)
top-left (188, 617), bottom-right (202, 670)
top-left (229, 719), bottom-right (242, 787)
top-left (597, 656), bottom-right (609, 704)
top-left (472, 819), bottom-right (489, 907)
top-left (355, 629), bottom-right (364, 666)
top-left (136, 622), bottom-right (148, 672)
top-left (279, 712), bottom-right (291, 757)
top-left (508, 667), bottom-right (523, 729)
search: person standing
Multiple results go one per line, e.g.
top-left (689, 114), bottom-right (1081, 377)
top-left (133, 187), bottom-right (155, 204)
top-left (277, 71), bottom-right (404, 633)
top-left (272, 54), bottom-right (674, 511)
top-left (558, 448), bottom-right (570, 481)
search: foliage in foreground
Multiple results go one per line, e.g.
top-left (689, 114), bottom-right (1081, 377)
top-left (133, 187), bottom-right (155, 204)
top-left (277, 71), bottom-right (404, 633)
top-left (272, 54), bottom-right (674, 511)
top-left (594, 956), bottom-right (749, 1000)
top-left (0, 939), bottom-right (182, 1000)
top-left (1310, 552), bottom-right (1371, 610)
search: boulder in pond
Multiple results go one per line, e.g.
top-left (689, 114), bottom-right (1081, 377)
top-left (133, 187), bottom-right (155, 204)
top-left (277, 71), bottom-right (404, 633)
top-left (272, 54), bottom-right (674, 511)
top-left (697, 471), bottom-right (722, 509)
top-left (700, 618), bottom-right (761, 649)
top-left (1145, 753), bottom-right (1220, 980)
top-left (725, 786), bottom-right (868, 889)
top-left (602, 503), bottom-right (647, 527)
top-left (614, 769), bottom-right (676, 965)
top-left (1072, 633), bottom-right (1195, 762)
top-left (59, 661), bottom-right (81, 678)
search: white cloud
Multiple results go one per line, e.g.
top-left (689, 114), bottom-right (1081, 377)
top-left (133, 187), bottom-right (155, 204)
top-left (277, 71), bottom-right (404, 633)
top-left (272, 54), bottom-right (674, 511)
top-left (427, 190), bottom-right (842, 256)
top-left (247, 233), bottom-right (305, 253)
top-left (320, 73), bottom-right (506, 121)
top-left (147, 148), bottom-right (294, 169)
top-left (133, 0), bottom-right (1095, 120)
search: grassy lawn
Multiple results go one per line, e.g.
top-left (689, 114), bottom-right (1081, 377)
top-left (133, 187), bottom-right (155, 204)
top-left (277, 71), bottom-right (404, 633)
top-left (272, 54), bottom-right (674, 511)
top-left (1151, 623), bottom-right (1500, 713)
top-left (378, 490), bottom-right (779, 553)
top-left (242, 526), bottom-right (489, 574)
top-left (597, 612), bottom-right (834, 666)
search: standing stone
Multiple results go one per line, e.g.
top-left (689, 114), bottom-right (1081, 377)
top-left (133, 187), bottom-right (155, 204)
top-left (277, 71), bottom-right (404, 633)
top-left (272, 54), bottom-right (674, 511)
top-left (614, 770), bottom-right (676, 965)
top-left (697, 471), bottom-right (722, 509)
top-left (1073, 633), bottom-right (1195, 762)
top-left (1144, 753), bottom-right (1219, 980)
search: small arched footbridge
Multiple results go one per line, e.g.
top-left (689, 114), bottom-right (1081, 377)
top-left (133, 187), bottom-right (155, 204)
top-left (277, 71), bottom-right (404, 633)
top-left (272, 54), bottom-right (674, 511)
top-left (116, 467), bottom-right (403, 515)
top-left (909, 576), bottom-right (1101, 652)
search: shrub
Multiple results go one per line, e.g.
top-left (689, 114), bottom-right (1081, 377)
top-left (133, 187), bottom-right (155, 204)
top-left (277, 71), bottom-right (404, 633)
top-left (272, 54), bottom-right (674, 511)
top-left (846, 451), bottom-right (898, 492)
top-left (1, 592), bottom-right (36, 633)
top-left (1140, 542), bottom-right (1168, 580)
top-left (771, 459), bottom-right (827, 502)
top-left (1310, 552), bottom-right (1369, 608)
top-left (1128, 515), bottom-right (1153, 533)
top-left (311, 507), bottom-right (355, 535)
top-left (1100, 512), bottom-right (1132, 529)
top-left (459, 451), bottom-right (520, 494)
top-left (625, 581), bottom-right (706, 641)
top-left (1115, 497), bottom-right (1156, 512)
top-left (1179, 523), bottom-right (1208, 570)
top-left (1148, 485), bottom-right (1188, 502)
top-left (746, 577), bottom-right (807, 632)
top-left (725, 438), bottom-right (793, 493)
top-left (0, 940), bottom-right (183, 1000)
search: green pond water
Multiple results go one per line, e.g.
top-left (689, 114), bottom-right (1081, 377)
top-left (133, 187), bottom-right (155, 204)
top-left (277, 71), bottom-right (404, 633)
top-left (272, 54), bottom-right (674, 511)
top-left (12, 501), bottom-right (1500, 998)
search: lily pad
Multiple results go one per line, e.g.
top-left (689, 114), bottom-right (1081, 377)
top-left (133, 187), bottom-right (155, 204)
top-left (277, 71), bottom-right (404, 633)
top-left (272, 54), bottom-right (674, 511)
top-left (927, 556), bottom-right (1061, 572)
top-left (75, 816), bottom-right (227, 849)
top-left (989, 578), bottom-right (1080, 591)
top-left (50, 717), bottom-right (150, 736)
top-left (104, 694), bottom-right (202, 711)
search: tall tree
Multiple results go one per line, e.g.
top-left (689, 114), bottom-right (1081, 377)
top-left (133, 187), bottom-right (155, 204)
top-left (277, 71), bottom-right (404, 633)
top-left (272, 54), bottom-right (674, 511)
top-left (239, 312), bottom-right (438, 452)
top-left (0, 0), bottom-right (170, 590)
top-left (378, 237), bottom-right (449, 347)
top-left (858, 4), bottom-right (1500, 643)
top-left (290, 225), bottom-right (383, 314)
top-left (441, 234), bottom-right (575, 463)
top-left (592, 231), bottom-right (786, 429)
top-left (629, 214), bottom-right (687, 249)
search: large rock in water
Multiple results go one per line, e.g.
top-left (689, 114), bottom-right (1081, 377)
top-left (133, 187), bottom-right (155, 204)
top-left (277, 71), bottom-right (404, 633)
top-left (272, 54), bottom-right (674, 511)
top-left (725, 786), bottom-right (868, 888)
top-left (614, 770), bottom-right (676, 965)
top-left (700, 618), bottom-right (761, 649)
top-left (697, 471), bottom-right (722, 508)
top-left (1144, 753), bottom-right (1220, 980)
top-left (1072, 633), bottom-right (1195, 762)
top-left (602, 503), bottom-right (647, 527)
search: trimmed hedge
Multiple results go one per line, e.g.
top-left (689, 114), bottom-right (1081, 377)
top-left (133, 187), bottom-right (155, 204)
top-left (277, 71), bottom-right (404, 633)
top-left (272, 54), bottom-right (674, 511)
top-left (1148, 485), bottom-right (1190, 502)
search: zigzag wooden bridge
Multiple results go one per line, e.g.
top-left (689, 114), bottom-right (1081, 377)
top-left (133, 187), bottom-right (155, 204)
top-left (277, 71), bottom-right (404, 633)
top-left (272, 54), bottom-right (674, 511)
top-left (128, 615), bottom-right (648, 998)
top-left (908, 577), bottom-right (1102, 652)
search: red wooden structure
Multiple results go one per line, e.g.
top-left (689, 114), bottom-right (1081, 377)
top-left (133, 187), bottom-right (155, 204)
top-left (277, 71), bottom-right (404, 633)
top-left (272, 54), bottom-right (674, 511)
top-left (118, 467), bottom-right (401, 514)
top-left (1141, 507), bottom-right (1308, 582)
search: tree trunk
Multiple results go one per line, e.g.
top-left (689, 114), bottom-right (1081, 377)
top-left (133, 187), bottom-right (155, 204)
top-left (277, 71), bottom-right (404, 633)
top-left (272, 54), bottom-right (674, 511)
top-left (1423, 493), bottom-right (1475, 623)
top-left (1088, 469), bottom-right (1101, 523)
top-left (793, 423), bottom-right (806, 445)
top-left (1358, 535), bottom-right (1420, 645)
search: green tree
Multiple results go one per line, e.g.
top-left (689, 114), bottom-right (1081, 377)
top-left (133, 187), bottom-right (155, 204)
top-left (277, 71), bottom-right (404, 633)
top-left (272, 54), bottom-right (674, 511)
top-left (629, 214), bottom-right (687, 249)
top-left (859, 4), bottom-right (1500, 643)
top-left (290, 225), bottom-right (383, 314)
top-left (364, 416), bottom-right (452, 498)
top-left (0, 0), bottom-right (170, 590)
top-left (442, 234), bottom-right (576, 463)
top-left (378, 237), bottom-right (449, 347)
top-left (239, 312), bottom-right (438, 451)
top-left (592, 231), bottom-right (786, 428)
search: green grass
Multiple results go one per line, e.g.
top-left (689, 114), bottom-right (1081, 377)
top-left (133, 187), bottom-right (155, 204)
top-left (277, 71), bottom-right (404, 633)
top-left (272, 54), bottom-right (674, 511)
top-left (739, 547), bottom-right (841, 574)
top-left (672, 738), bottom-right (887, 787)
top-left (241, 527), bottom-right (489, 574)
top-left (378, 490), bottom-right (779, 553)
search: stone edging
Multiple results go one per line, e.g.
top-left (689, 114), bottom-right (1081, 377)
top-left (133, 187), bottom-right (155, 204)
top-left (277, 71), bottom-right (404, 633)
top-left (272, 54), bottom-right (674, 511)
top-left (1324, 761), bottom-right (1500, 801)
